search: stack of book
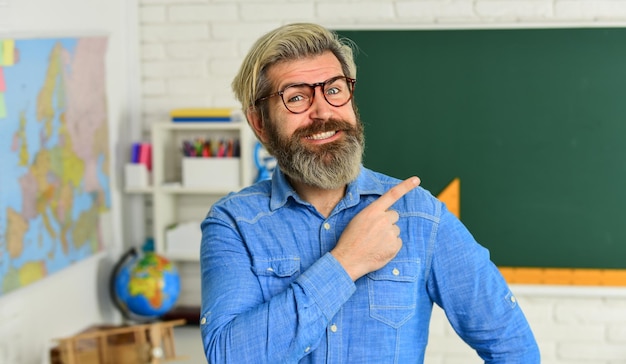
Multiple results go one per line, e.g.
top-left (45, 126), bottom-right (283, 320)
top-left (170, 108), bottom-right (241, 122)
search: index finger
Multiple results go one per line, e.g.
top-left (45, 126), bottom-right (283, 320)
top-left (371, 176), bottom-right (421, 211)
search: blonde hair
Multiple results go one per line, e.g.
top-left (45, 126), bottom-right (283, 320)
top-left (232, 23), bottom-right (357, 116)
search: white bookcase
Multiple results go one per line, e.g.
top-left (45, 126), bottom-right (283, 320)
top-left (126, 121), bottom-right (256, 262)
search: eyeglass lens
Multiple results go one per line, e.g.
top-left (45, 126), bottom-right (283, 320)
top-left (281, 76), bottom-right (353, 114)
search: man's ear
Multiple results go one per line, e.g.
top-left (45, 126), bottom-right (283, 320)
top-left (246, 107), bottom-right (267, 143)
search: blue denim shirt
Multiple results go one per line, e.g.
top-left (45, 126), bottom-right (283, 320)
top-left (200, 167), bottom-right (539, 363)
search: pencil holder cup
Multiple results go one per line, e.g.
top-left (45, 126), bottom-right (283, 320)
top-left (182, 157), bottom-right (240, 189)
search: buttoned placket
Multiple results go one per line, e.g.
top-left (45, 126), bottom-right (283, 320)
top-left (319, 216), bottom-right (343, 363)
top-left (326, 310), bottom-right (343, 363)
top-left (319, 216), bottom-right (336, 260)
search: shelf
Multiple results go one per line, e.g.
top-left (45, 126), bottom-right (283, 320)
top-left (163, 251), bottom-right (202, 262)
top-left (158, 184), bottom-right (241, 195)
top-left (139, 121), bottom-right (256, 262)
top-left (124, 186), bottom-right (154, 194)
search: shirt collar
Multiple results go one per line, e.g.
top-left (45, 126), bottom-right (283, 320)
top-left (269, 166), bottom-right (386, 211)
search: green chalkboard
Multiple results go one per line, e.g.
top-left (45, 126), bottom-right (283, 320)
top-left (337, 28), bottom-right (626, 269)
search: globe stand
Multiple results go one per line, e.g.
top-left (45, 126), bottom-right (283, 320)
top-left (110, 247), bottom-right (150, 323)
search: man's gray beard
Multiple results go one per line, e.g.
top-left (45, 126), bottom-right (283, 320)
top-left (264, 118), bottom-right (364, 190)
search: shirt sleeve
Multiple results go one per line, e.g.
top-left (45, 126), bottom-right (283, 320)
top-left (426, 206), bottom-right (541, 363)
top-left (199, 216), bottom-right (356, 364)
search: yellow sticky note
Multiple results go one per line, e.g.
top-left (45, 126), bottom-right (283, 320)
top-left (0, 93), bottom-right (6, 119)
top-left (2, 40), bottom-right (15, 66)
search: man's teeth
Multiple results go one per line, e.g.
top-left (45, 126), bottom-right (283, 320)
top-left (307, 131), bottom-right (336, 140)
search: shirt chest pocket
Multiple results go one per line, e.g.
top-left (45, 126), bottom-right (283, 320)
top-left (367, 260), bottom-right (420, 328)
top-left (252, 256), bottom-right (300, 301)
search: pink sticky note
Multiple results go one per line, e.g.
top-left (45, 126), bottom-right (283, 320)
top-left (0, 67), bottom-right (5, 92)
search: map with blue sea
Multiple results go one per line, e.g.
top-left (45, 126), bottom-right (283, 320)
top-left (0, 37), bottom-right (110, 295)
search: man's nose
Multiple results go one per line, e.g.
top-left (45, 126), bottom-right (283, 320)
top-left (307, 86), bottom-right (333, 120)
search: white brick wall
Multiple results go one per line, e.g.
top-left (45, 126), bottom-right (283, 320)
top-left (138, 1), bottom-right (626, 362)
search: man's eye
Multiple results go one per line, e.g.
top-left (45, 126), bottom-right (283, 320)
top-left (286, 94), bottom-right (306, 103)
top-left (326, 87), bottom-right (341, 95)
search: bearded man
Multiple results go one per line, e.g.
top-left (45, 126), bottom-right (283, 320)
top-left (199, 23), bottom-right (539, 364)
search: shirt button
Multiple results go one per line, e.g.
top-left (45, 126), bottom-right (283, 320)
top-left (510, 295), bottom-right (517, 303)
top-left (304, 347), bottom-right (310, 353)
top-left (200, 317), bottom-right (207, 325)
top-left (330, 324), bottom-right (338, 333)
top-left (323, 222), bottom-right (331, 230)
top-left (392, 268), bottom-right (400, 276)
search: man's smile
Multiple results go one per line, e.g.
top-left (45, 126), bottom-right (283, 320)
top-left (306, 130), bottom-right (338, 140)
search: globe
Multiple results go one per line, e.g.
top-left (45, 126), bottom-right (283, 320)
top-left (111, 247), bottom-right (181, 319)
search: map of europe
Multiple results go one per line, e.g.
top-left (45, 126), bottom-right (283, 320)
top-left (0, 37), bottom-right (110, 296)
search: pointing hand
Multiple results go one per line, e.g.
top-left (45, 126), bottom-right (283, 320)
top-left (331, 177), bottom-right (421, 281)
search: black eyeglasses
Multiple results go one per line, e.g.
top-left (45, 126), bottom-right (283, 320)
top-left (255, 75), bottom-right (356, 114)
